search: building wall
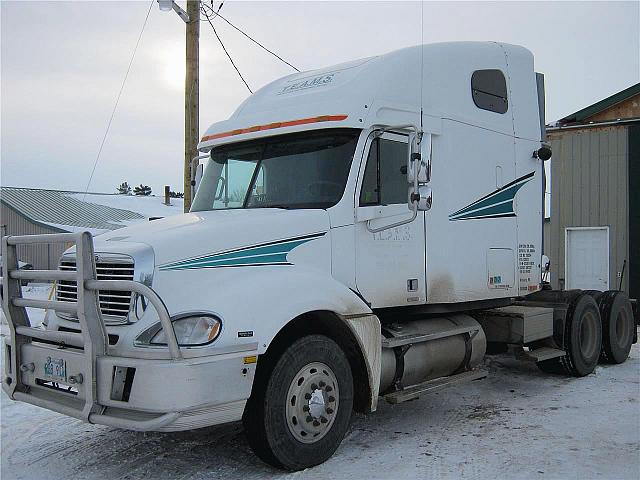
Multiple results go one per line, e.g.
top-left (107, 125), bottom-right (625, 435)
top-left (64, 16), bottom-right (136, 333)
top-left (547, 125), bottom-right (629, 292)
top-left (1, 203), bottom-right (67, 270)
top-left (629, 124), bottom-right (640, 299)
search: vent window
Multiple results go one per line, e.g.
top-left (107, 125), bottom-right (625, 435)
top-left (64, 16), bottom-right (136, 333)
top-left (471, 69), bottom-right (508, 114)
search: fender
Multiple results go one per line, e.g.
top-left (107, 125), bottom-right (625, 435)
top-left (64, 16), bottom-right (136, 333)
top-left (238, 267), bottom-right (382, 412)
top-left (155, 265), bottom-right (382, 411)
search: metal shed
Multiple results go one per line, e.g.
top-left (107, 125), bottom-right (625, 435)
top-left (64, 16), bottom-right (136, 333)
top-left (0, 188), bottom-right (145, 270)
top-left (545, 83), bottom-right (640, 300)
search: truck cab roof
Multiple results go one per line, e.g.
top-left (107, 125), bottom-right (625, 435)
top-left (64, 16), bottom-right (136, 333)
top-left (199, 41), bottom-right (540, 151)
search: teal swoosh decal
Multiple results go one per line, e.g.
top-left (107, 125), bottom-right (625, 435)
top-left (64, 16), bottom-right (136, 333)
top-left (159, 232), bottom-right (325, 271)
top-left (162, 253), bottom-right (290, 271)
top-left (449, 171), bottom-right (534, 221)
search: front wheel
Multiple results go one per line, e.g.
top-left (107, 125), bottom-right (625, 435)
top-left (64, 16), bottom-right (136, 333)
top-left (243, 335), bottom-right (353, 471)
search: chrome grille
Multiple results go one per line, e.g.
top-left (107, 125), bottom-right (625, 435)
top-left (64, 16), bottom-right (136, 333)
top-left (56, 256), bottom-right (135, 323)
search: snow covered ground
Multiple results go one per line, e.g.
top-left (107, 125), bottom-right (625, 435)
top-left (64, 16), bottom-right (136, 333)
top-left (0, 287), bottom-right (638, 479)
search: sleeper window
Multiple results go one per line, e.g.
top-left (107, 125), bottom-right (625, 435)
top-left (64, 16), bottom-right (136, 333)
top-left (471, 69), bottom-right (508, 114)
top-left (360, 137), bottom-right (408, 206)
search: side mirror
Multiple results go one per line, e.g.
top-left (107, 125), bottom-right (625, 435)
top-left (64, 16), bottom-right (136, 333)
top-left (419, 133), bottom-right (431, 183)
top-left (406, 133), bottom-right (420, 183)
top-left (407, 132), bottom-right (432, 211)
top-left (409, 185), bottom-right (432, 211)
top-left (406, 132), bottom-right (431, 184)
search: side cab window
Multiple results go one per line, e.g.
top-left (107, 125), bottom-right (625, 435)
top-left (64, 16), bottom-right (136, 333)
top-left (359, 135), bottom-right (408, 206)
top-left (471, 69), bottom-right (508, 114)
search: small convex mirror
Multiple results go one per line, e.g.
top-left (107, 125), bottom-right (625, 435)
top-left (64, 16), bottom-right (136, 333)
top-left (408, 185), bottom-right (432, 211)
top-left (416, 185), bottom-right (432, 211)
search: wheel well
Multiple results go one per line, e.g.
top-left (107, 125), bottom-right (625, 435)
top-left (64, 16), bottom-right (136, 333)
top-left (252, 310), bottom-right (372, 413)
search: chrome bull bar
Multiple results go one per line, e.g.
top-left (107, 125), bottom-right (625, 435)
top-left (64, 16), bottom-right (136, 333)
top-left (1, 231), bottom-right (182, 428)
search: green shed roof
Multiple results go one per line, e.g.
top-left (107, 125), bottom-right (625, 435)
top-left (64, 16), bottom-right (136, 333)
top-left (558, 82), bottom-right (640, 125)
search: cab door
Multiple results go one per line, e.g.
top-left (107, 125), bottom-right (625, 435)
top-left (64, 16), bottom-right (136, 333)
top-left (354, 132), bottom-right (426, 308)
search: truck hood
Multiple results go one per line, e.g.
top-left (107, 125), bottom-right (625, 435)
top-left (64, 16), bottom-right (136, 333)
top-left (95, 209), bottom-right (331, 267)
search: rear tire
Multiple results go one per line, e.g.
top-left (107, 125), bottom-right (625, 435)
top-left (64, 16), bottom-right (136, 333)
top-left (243, 335), bottom-right (353, 471)
top-left (537, 293), bottom-right (602, 376)
top-left (598, 291), bottom-right (634, 364)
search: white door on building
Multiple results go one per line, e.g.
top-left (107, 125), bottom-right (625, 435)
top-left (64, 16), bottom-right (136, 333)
top-left (565, 227), bottom-right (609, 291)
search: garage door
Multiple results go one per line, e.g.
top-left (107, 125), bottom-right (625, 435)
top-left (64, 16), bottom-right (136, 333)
top-left (565, 227), bottom-right (609, 291)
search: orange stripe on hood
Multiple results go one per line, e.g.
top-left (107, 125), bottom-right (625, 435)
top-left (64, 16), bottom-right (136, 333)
top-left (201, 114), bottom-right (349, 142)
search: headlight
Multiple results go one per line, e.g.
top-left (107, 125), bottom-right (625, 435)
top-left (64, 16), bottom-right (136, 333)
top-left (136, 314), bottom-right (222, 347)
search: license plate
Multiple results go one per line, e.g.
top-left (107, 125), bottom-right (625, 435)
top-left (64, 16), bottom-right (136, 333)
top-left (43, 356), bottom-right (67, 383)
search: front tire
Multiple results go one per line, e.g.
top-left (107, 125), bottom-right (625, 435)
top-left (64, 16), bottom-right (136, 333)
top-left (243, 335), bottom-right (353, 471)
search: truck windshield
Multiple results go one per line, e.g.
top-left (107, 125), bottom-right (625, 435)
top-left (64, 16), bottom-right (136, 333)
top-left (191, 129), bottom-right (360, 211)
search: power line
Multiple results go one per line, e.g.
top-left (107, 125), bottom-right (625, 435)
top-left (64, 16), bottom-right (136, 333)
top-left (82, 0), bottom-right (153, 199)
top-left (201, 5), bottom-right (253, 93)
top-left (201, 2), bottom-right (300, 72)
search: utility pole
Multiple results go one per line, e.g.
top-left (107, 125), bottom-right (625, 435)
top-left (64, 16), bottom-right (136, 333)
top-left (158, 0), bottom-right (199, 212)
top-left (184, 0), bottom-right (199, 212)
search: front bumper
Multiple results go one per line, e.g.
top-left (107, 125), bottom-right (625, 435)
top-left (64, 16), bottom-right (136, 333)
top-left (2, 336), bottom-right (256, 431)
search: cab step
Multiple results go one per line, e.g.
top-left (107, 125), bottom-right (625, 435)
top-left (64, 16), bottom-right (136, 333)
top-left (383, 369), bottom-right (488, 404)
top-left (514, 346), bottom-right (565, 363)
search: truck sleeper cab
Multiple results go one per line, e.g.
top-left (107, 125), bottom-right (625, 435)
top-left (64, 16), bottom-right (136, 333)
top-left (2, 42), bottom-right (637, 471)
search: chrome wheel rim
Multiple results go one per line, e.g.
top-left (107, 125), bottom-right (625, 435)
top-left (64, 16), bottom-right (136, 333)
top-left (580, 310), bottom-right (599, 359)
top-left (285, 362), bottom-right (339, 444)
top-left (615, 307), bottom-right (632, 348)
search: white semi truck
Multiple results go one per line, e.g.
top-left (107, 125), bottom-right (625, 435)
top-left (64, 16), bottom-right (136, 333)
top-left (2, 42), bottom-right (637, 471)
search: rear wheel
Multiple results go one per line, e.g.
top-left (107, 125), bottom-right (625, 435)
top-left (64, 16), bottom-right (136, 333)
top-left (537, 293), bottom-right (602, 376)
top-left (243, 335), bottom-right (353, 471)
top-left (598, 291), bottom-right (634, 364)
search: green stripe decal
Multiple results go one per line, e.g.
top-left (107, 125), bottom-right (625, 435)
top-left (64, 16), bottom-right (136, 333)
top-left (159, 233), bottom-right (325, 271)
top-left (449, 171), bottom-right (534, 221)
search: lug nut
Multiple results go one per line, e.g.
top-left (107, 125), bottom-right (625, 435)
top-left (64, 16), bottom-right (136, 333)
top-left (326, 407), bottom-right (334, 414)
top-left (328, 396), bottom-right (335, 402)
top-left (311, 383), bottom-right (318, 390)
top-left (319, 381), bottom-right (326, 388)
top-left (313, 420), bottom-right (320, 427)
top-left (306, 416), bottom-right (313, 423)
top-left (320, 416), bottom-right (328, 424)
top-left (302, 405), bottom-right (309, 412)
top-left (304, 393), bottom-right (312, 400)
top-left (325, 386), bottom-right (333, 392)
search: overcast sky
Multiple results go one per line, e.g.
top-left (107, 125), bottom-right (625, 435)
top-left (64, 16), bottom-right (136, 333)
top-left (1, 1), bottom-right (639, 196)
